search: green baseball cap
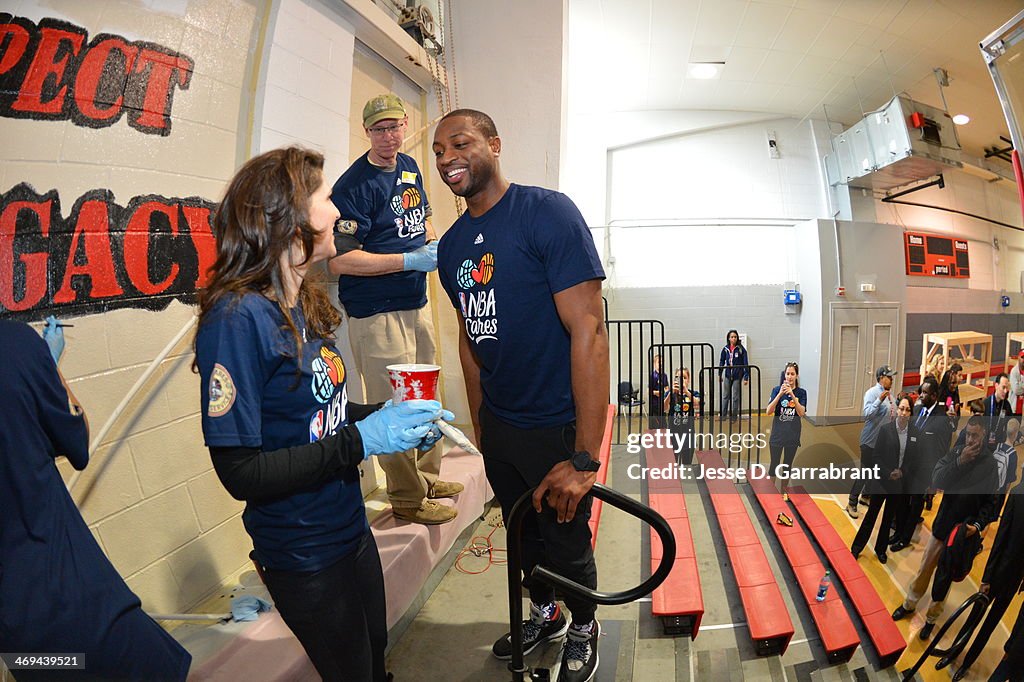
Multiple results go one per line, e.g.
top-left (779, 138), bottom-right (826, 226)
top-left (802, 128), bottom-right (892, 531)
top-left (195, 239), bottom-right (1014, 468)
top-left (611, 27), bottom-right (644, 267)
top-left (362, 94), bottom-right (406, 127)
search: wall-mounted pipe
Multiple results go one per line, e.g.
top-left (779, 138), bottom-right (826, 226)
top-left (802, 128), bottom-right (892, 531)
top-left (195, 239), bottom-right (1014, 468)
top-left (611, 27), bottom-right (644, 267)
top-left (67, 316), bottom-right (198, 497)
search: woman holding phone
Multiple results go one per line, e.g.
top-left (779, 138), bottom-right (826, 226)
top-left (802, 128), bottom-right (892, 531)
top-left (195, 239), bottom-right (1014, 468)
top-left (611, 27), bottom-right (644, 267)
top-left (765, 363), bottom-right (807, 480)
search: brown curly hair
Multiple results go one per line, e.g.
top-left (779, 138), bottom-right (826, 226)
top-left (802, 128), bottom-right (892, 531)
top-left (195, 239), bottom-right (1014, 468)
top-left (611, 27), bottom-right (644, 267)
top-left (195, 147), bottom-right (340, 361)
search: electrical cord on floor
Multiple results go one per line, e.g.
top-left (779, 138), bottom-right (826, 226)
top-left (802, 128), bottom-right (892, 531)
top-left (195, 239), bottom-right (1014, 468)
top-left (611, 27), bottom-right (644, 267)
top-left (455, 513), bottom-right (507, 574)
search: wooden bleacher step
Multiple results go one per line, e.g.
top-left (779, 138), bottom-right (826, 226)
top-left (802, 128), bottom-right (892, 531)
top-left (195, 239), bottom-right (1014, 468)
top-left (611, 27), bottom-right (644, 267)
top-left (644, 432), bottom-right (704, 638)
top-left (747, 474), bottom-right (860, 664)
top-left (787, 487), bottom-right (907, 669)
top-left (696, 449), bottom-right (794, 656)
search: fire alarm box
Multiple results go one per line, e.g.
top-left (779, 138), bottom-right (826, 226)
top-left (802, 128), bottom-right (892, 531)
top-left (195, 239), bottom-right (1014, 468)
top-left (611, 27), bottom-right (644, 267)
top-left (904, 232), bottom-right (969, 278)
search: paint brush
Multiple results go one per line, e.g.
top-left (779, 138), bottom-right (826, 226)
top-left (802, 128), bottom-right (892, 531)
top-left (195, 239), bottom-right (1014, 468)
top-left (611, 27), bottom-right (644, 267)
top-left (435, 419), bottom-right (482, 457)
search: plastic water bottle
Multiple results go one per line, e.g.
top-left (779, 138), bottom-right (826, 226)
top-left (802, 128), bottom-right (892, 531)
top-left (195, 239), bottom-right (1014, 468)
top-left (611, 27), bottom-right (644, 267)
top-left (816, 570), bottom-right (831, 602)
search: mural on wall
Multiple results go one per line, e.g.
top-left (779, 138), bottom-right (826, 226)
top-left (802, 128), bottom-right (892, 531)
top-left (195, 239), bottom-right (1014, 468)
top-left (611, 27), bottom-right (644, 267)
top-left (1, 183), bottom-right (217, 320)
top-left (0, 14), bottom-right (195, 136)
top-left (0, 12), bottom-right (218, 320)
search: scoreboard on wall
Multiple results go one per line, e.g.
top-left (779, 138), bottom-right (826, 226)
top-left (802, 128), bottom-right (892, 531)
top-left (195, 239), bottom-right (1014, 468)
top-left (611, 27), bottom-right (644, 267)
top-left (904, 232), bottom-right (969, 278)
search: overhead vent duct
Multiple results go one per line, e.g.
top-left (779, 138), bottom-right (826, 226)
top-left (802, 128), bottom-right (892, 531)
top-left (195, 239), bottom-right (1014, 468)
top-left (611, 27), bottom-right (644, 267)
top-left (825, 95), bottom-right (962, 191)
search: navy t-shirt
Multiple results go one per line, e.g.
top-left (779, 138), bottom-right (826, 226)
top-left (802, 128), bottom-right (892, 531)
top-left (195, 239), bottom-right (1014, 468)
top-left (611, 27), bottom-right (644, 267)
top-left (667, 390), bottom-right (700, 433)
top-left (0, 321), bottom-right (190, 678)
top-left (332, 152), bottom-right (431, 318)
top-left (196, 294), bottom-right (367, 571)
top-left (437, 184), bottom-right (605, 429)
top-left (769, 385), bottom-right (808, 446)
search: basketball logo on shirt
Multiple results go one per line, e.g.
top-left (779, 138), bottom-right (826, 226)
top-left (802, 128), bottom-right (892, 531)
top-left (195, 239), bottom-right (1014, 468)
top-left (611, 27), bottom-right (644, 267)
top-left (456, 253), bottom-right (494, 289)
top-left (208, 364), bottom-right (236, 417)
top-left (311, 346), bottom-right (346, 404)
top-left (389, 187), bottom-right (422, 217)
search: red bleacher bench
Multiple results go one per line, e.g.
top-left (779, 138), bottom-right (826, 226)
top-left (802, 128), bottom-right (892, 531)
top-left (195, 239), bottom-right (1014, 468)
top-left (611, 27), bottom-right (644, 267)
top-left (646, 433), bottom-right (703, 638)
top-left (787, 487), bottom-right (907, 669)
top-left (588, 405), bottom-right (616, 549)
top-left (747, 476), bottom-right (860, 664)
top-left (697, 450), bottom-right (794, 656)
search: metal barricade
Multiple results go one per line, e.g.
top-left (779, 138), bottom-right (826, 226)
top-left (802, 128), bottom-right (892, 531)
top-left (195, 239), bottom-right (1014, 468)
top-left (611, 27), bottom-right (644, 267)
top-left (606, 319), bottom-right (665, 443)
top-left (696, 364), bottom-right (764, 469)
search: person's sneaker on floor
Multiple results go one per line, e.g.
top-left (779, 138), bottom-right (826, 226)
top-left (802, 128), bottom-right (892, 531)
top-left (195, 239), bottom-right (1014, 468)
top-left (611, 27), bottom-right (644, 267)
top-left (392, 500), bottom-right (457, 525)
top-left (559, 619), bottom-right (599, 682)
top-left (492, 601), bottom-right (567, 660)
top-left (845, 503), bottom-right (859, 519)
top-left (428, 480), bottom-right (464, 499)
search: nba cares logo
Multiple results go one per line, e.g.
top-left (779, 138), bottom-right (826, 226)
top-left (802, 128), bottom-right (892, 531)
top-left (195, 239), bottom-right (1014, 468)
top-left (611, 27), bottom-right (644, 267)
top-left (456, 253), bottom-right (494, 290)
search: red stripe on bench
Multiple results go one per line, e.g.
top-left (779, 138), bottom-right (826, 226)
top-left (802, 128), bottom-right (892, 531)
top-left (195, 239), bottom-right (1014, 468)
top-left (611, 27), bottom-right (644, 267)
top-left (748, 476), bottom-right (860, 663)
top-left (588, 405), bottom-right (616, 550)
top-left (697, 450), bottom-right (794, 655)
top-left (787, 487), bottom-right (907, 666)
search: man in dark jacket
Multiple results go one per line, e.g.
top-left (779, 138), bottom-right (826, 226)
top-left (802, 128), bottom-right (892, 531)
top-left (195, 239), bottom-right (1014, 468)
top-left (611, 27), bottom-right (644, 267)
top-left (952, 482), bottom-right (1023, 681)
top-left (892, 416), bottom-right (1002, 640)
top-left (892, 376), bottom-right (954, 550)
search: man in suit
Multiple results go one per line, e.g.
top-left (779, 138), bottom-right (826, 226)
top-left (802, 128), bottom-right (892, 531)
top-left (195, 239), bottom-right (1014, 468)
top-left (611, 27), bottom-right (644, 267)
top-left (952, 482), bottom-right (1022, 681)
top-left (891, 376), bottom-right (953, 551)
top-left (892, 416), bottom-right (1003, 640)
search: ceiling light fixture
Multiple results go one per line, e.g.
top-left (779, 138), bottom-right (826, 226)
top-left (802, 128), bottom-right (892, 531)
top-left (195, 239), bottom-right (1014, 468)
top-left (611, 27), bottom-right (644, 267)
top-left (952, 113), bottom-right (970, 125)
top-left (687, 62), bottom-right (724, 79)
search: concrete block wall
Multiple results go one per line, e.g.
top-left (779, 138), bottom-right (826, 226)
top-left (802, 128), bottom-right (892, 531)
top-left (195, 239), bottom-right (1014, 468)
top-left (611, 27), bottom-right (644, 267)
top-left (257, 0), bottom-right (355, 183)
top-left (2, 0), bottom-right (261, 616)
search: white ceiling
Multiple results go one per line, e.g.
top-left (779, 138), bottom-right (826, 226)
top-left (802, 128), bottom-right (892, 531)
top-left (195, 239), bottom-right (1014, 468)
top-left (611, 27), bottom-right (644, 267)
top-left (568, 0), bottom-right (1024, 158)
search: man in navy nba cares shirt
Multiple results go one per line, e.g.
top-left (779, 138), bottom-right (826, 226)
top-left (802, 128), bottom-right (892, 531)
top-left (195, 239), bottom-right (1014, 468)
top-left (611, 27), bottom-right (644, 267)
top-left (328, 94), bottom-right (462, 525)
top-left (433, 109), bottom-right (609, 682)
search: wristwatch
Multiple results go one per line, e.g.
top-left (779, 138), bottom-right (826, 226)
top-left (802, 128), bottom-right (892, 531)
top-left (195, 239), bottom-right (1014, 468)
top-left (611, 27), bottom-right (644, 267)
top-left (571, 450), bottom-right (601, 472)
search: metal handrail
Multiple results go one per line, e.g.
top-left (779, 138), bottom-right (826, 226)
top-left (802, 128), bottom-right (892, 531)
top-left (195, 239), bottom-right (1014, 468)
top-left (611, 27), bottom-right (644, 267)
top-left (901, 591), bottom-right (992, 681)
top-left (505, 483), bottom-right (677, 681)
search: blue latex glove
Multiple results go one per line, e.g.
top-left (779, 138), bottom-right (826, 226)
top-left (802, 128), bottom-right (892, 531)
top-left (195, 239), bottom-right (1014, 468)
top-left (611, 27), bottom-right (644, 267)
top-left (356, 399), bottom-right (454, 456)
top-left (418, 422), bottom-right (444, 454)
top-left (230, 594), bottom-right (272, 622)
top-left (42, 315), bottom-right (65, 364)
top-left (402, 242), bottom-right (438, 272)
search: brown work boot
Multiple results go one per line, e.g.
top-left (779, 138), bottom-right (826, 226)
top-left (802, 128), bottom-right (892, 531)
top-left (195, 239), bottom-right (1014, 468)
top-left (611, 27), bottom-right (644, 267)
top-left (392, 500), bottom-right (457, 525)
top-left (428, 480), bottom-right (464, 499)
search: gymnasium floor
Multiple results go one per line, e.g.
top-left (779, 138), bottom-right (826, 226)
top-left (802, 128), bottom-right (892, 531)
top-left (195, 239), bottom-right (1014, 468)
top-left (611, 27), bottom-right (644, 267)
top-left (384, 417), bottom-right (1020, 681)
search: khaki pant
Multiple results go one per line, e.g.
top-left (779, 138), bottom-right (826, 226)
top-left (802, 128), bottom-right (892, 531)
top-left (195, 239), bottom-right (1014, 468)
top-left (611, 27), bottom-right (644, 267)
top-left (347, 306), bottom-right (440, 507)
top-left (902, 534), bottom-right (947, 624)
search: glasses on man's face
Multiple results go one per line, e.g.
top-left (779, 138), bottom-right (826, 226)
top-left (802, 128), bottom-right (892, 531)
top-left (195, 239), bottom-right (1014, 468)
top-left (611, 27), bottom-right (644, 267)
top-left (367, 122), bottom-right (405, 137)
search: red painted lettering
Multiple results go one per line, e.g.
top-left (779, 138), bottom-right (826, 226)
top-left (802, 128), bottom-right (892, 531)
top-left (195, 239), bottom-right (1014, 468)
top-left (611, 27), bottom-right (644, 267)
top-left (53, 199), bottom-right (124, 303)
top-left (73, 36), bottom-right (137, 121)
top-left (0, 22), bottom-right (30, 75)
top-left (124, 200), bottom-right (179, 294)
top-left (0, 199), bottom-right (51, 312)
top-left (128, 48), bottom-right (192, 133)
top-left (11, 25), bottom-right (84, 115)
top-left (181, 204), bottom-right (216, 287)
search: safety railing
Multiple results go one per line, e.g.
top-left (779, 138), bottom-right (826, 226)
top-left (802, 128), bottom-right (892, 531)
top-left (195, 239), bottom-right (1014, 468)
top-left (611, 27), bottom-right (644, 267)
top-left (606, 319), bottom-right (665, 443)
top-left (696, 364), bottom-right (764, 469)
top-left (504, 483), bottom-right (676, 681)
top-left (645, 342), bottom-right (715, 428)
top-left (901, 591), bottom-right (991, 681)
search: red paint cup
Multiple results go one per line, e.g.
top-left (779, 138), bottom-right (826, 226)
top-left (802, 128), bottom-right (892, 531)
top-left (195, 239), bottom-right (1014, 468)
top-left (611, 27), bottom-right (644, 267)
top-left (387, 363), bottom-right (441, 403)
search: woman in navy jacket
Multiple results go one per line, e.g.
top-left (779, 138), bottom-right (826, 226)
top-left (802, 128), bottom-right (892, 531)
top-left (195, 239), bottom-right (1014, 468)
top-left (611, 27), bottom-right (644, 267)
top-left (719, 330), bottom-right (749, 421)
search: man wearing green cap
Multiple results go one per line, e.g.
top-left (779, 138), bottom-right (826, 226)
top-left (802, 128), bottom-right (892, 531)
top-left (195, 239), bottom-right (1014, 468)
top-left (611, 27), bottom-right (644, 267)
top-left (328, 94), bottom-right (461, 525)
